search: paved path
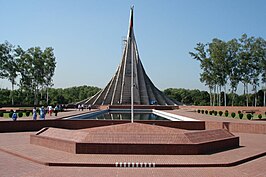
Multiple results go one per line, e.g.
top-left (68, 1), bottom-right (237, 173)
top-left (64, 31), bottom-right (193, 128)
top-left (0, 150), bottom-right (265, 177)
top-left (0, 108), bottom-right (266, 176)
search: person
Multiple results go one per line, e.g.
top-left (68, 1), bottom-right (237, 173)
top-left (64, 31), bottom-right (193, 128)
top-left (81, 104), bottom-right (84, 111)
top-left (32, 107), bottom-right (37, 120)
top-left (88, 104), bottom-right (92, 111)
top-left (54, 105), bottom-right (59, 116)
top-left (11, 110), bottom-right (18, 121)
top-left (48, 105), bottom-right (53, 116)
top-left (78, 104), bottom-right (81, 111)
top-left (40, 106), bottom-right (46, 120)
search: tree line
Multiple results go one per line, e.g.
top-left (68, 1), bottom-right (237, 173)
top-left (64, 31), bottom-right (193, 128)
top-left (1, 84), bottom-right (265, 107)
top-left (0, 41), bottom-right (56, 105)
top-left (0, 85), bottom-right (101, 106)
top-left (189, 34), bottom-right (266, 107)
top-left (163, 88), bottom-right (266, 106)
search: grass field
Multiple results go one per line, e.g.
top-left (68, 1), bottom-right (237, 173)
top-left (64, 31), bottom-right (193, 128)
top-left (1, 112), bottom-right (33, 119)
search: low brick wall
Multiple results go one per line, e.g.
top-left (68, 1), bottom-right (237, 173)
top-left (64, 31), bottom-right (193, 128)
top-left (205, 121), bottom-right (266, 134)
top-left (74, 138), bottom-right (239, 155)
top-left (1, 119), bottom-right (265, 134)
top-left (0, 120), bottom-right (205, 133)
top-left (30, 134), bottom-right (76, 153)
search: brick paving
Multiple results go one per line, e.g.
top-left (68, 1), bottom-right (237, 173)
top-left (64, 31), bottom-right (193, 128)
top-left (0, 108), bottom-right (266, 176)
top-left (0, 132), bottom-right (265, 166)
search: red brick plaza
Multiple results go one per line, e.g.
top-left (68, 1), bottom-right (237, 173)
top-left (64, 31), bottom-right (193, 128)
top-left (0, 107), bottom-right (266, 177)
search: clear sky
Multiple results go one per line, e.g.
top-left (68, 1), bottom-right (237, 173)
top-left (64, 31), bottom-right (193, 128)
top-left (1, 0), bottom-right (266, 92)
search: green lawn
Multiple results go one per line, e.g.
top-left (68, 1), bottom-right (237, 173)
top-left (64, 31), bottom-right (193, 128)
top-left (1, 112), bottom-right (32, 119)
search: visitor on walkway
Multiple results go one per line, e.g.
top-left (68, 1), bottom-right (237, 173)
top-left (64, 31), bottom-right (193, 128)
top-left (40, 106), bottom-right (46, 120)
top-left (11, 110), bottom-right (17, 121)
top-left (32, 107), bottom-right (37, 120)
top-left (54, 105), bottom-right (59, 116)
top-left (88, 104), bottom-right (92, 111)
top-left (48, 105), bottom-right (53, 116)
top-left (81, 104), bottom-right (84, 111)
top-left (78, 104), bottom-right (81, 111)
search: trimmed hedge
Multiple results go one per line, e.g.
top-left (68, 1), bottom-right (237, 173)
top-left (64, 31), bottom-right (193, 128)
top-left (218, 111), bottom-right (223, 116)
top-left (247, 113), bottom-right (252, 120)
top-left (26, 111), bottom-right (30, 117)
top-left (231, 112), bottom-right (236, 118)
top-left (209, 111), bottom-right (213, 115)
top-left (205, 110), bottom-right (208, 114)
top-left (201, 110), bottom-right (204, 114)
top-left (258, 114), bottom-right (262, 119)
top-left (239, 113), bottom-right (243, 119)
top-left (18, 112), bottom-right (23, 117)
top-left (0, 112), bottom-right (3, 117)
top-left (214, 111), bottom-right (218, 116)
top-left (225, 112), bottom-right (229, 117)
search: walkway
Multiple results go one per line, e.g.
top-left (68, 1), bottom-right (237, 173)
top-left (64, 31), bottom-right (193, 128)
top-left (0, 108), bottom-right (265, 176)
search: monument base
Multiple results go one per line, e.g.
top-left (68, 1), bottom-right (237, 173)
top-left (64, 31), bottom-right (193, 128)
top-left (30, 123), bottom-right (239, 155)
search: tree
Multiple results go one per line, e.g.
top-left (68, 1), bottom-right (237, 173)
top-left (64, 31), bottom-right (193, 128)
top-left (17, 47), bottom-right (56, 105)
top-left (190, 34), bottom-right (265, 107)
top-left (0, 41), bottom-right (19, 105)
top-left (208, 38), bottom-right (228, 106)
top-left (261, 43), bottom-right (266, 106)
top-left (226, 39), bottom-right (240, 106)
top-left (238, 34), bottom-right (256, 106)
top-left (190, 43), bottom-right (215, 106)
top-left (41, 47), bottom-right (56, 105)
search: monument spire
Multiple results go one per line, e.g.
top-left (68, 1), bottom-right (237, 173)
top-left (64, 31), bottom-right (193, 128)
top-left (80, 7), bottom-right (179, 106)
top-left (128, 6), bottom-right (134, 38)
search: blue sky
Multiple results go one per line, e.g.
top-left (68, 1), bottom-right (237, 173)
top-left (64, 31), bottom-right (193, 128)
top-left (1, 0), bottom-right (266, 92)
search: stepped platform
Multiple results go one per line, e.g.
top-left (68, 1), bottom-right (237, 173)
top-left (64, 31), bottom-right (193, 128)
top-left (30, 123), bottom-right (239, 155)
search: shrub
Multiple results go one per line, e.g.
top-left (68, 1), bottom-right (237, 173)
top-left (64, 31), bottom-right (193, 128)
top-left (218, 111), bottom-right (223, 116)
top-left (26, 111), bottom-right (30, 117)
top-left (197, 110), bottom-right (201, 113)
top-left (0, 112), bottom-right (3, 117)
top-left (225, 112), bottom-right (229, 117)
top-left (209, 110), bottom-right (213, 115)
top-left (258, 114), bottom-right (262, 119)
top-left (247, 113), bottom-right (252, 120)
top-left (18, 112), bottom-right (23, 117)
top-left (214, 111), bottom-right (218, 116)
top-left (205, 110), bottom-right (208, 114)
top-left (201, 110), bottom-right (204, 114)
top-left (231, 112), bottom-right (236, 118)
top-left (9, 112), bottom-right (13, 118)
top-left (239, 113), bottom-right (244, 119)
top-left (225, 110), bottom-right (228, 113)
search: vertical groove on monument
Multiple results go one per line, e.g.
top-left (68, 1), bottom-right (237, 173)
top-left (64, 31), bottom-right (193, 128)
top-left (82, 7), bottom-right (178, 105)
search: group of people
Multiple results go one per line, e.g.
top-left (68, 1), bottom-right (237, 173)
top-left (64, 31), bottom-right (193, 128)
top-left (11, 105), bottom-right (61, 121)
top-left (32, 105), bottom-right (60, 120)
top-left (77, 104), bottom-right (91, 111)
